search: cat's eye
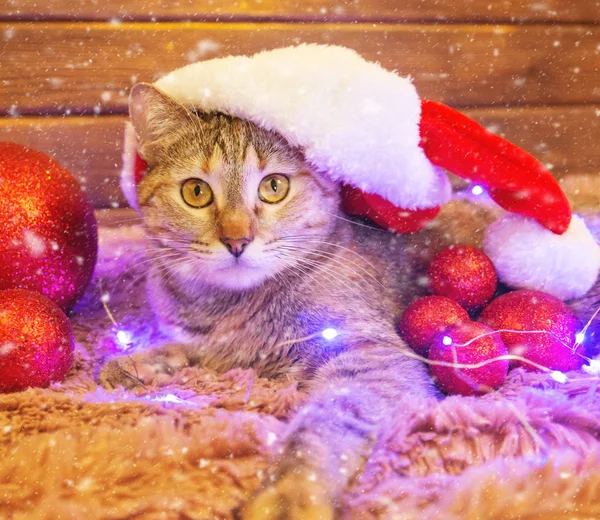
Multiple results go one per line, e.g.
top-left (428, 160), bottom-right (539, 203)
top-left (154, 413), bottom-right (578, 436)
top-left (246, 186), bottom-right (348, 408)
top-left (181, 178), bottom-right (213, 208)
top-left (258, 174), bottom-right (290, 204)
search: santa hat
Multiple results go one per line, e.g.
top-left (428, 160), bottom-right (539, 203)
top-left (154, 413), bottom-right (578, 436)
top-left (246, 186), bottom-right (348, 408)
top-left (121, 44), bottom-right (600, 301)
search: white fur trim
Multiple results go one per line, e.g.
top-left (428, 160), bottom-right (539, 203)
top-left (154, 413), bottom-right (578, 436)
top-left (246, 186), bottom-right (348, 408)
top-left (148, 44), bottom-right (450, 210)
top-left (483, 214), bottom-right (600, 300)
top-left (121, 122), bottom-right (140, 211)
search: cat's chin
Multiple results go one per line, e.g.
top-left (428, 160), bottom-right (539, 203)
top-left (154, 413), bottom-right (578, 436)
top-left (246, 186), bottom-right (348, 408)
top-left (206, 265), bottom-right (272, 291)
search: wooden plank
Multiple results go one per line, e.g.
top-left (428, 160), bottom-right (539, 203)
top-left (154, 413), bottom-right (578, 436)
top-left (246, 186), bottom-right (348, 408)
top-left (0, 106), bottom-right (597, 209)
top-left (1, 0), bottom-right (598, 24)
top-left (0, 22), bottom-right (598, 116)
top-left (96, 208), bottom-right (140, 227)
top-left (0, 116), bottom-right (127, 208)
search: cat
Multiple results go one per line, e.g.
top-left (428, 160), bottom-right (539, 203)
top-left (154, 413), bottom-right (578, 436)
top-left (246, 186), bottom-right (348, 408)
top-left (99, 83), bottom-right (439, 519)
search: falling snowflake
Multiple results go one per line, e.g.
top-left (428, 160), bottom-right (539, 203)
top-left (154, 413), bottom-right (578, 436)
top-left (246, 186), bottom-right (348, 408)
top-left (23, 230), bottom-right (46, 257)
top-left (186, 39), bottom-right (222, 62)
top-left (0, 342), bottom-right (16, 356)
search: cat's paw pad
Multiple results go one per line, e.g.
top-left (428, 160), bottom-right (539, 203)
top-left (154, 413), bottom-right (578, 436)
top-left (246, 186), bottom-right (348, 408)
top-left (98, 356), bottom-right (146, 390)
top-left (98, 349), bottom-right (188, 390)
top-left (242, 472), bottom-right (334, 520)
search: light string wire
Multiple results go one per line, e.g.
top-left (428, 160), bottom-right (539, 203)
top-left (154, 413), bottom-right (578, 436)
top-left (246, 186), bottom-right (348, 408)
top-left (99, 278), bottom-right (118, 328)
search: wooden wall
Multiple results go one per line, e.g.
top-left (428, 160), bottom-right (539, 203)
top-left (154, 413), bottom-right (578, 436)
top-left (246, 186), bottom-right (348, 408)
top-left (0, 1), bottom-right (598, 210)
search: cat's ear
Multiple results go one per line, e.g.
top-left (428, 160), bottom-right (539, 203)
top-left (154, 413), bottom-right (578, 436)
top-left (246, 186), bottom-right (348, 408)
top-left (128, 83), bottom-right (191, 166)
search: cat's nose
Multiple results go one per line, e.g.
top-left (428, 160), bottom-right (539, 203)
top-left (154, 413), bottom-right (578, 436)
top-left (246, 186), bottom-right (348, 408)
top-left (221, 237), bottom-right (252, 258)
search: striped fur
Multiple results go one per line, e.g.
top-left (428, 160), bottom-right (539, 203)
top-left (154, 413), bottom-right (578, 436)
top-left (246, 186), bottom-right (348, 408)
top-left (100, 84), bottom-right (437, 519)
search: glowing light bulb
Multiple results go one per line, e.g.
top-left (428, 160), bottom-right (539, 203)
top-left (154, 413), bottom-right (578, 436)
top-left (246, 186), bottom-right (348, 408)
top-left (322, 328), bottom-right (338, 340)
top-left (471, 185), bottom-right (484, 196)
top-left (151, 393), bottom-right (179, 403)
top-left (146, 393), bottom-right (196, 406)
top-left (583, 359), bottom-right (600, 375)
top-left (442, 335), bottom-right (452, 346)
top-left (550, 370), bottom-right (567, 383)
top-left (116, 330), bottom-right (132, 349)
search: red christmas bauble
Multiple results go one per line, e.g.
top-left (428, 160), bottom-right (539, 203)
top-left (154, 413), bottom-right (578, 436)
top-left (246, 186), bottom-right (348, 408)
top-left (479, 289), bottom-right (583, 372)
top-left (428, 245), bottom-right (497, 312)
top-left (0, 142), bottom-right (97, 312)
top-left (0, 289), bottom-right (74, 393)
top-left (398, 296), bottom-right (470, 356)
top-left (429, 321), bottom-right (509, 396)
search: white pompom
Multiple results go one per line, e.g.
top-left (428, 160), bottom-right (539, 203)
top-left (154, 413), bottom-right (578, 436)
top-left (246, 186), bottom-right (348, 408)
top-left (483, 214), bottom-right (600, 300)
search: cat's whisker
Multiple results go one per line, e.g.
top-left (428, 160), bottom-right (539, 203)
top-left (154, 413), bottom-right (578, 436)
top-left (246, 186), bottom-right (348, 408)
top-left (161, 256), bottom-right (199, 287)
top-left (326, 212), bottom-right (381, 231)
top-left (273, 253), bottom-right (336, 298)
top-left (275, 242), bottom-right (385, 289)
top-left (145, 236), bottom-right (195, 248)
top-left (291, 256), bottom-right (371, 304)
top-left (292, 240), bottom-right (380, 272)
top-left (146, 235), bottom-right (190, 244)
top-left (144, 245), bottom-right (186, 255)
top-left (124, 252), bottom-right (180, 275)
top-left (144, 236), bottom-right (213, 257)
top-left (273, 240), bottom-right (378, 275)
top-left (294, 258), bottom-right (373, 307)
top-left (119, 249), bottom-right (188, 290)
top-left (119, 265), bottom-right (157, 295)
top-left (155, 264), bottom-right (193, 295)
top-left (268, 258), bottom-right (303, 294)
top-left (120, 253), bottom-right (192, 295)
top-left (145, 235), bottom-right (183, 243)
top-left (142, 225), bottom-right (198, 244)
top-left (278, 243), bottom-right (383, 287)
top-left (273, 268), bottom-right (298, 294)
top-left (275, 250), bottom-right (370, 304)
top-left (110, 250), bottom-right (182, 291)
top-left (275, 245), bottom-right (358, 282)
top-left (278, 236), bottom-right (381, 273)
top-left (276, 245), bottom-right (381, 293)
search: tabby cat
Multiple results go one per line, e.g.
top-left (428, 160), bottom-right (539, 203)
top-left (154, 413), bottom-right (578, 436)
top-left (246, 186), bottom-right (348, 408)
top-left (99, 83), bottom-right (438, 519)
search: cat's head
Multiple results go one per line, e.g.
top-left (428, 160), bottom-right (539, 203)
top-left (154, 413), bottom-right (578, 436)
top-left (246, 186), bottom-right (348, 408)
top-left (129, 83), bottom-right (341, 291)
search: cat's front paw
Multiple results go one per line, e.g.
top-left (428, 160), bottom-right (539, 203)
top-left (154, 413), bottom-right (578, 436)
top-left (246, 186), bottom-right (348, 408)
top-left (98, 355), bottom-right (146, 390)
top-left (242, 470), bottom-right (335, 520)
top-left (98, 346), bottom-right (189, 390)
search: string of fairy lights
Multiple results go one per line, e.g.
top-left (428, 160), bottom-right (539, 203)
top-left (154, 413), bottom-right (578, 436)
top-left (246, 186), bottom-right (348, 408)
top-left (101, 276), bottom-right (600, 393)
top-left (99, 272), bottom-right (600, 452)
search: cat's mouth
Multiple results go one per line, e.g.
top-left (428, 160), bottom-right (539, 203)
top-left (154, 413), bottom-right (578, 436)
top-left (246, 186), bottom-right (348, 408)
top-left (222, 253), bottom-right (252, 268)
top-left (193, 248), bottom-right (274, 290)
top-left (163, 242), bottom-right (278, 291)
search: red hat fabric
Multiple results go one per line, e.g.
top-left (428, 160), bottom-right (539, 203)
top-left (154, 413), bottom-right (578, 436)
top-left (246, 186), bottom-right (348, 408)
top-left (420, 100), bottom-right (571, 235)
top-left (342, 99), bottom-right (572, 235)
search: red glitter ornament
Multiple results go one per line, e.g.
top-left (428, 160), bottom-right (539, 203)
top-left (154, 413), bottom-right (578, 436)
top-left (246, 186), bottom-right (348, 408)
top-left (429, 321), bottom-right (509, 396)
top-left (0, 289), bottom-right (74, 393)
top-left (479, 290), bottom-right (583, 372)
top-left (428, 245), bottom-right (497, 312)
top-left (398, 296), bottom-right (470, 356)
top-left (0, 142), bottom-right (97, 312)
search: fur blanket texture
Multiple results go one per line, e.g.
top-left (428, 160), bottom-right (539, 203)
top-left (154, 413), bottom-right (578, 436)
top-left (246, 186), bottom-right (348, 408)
top-left (2, 178), bottom-right (600, 520)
